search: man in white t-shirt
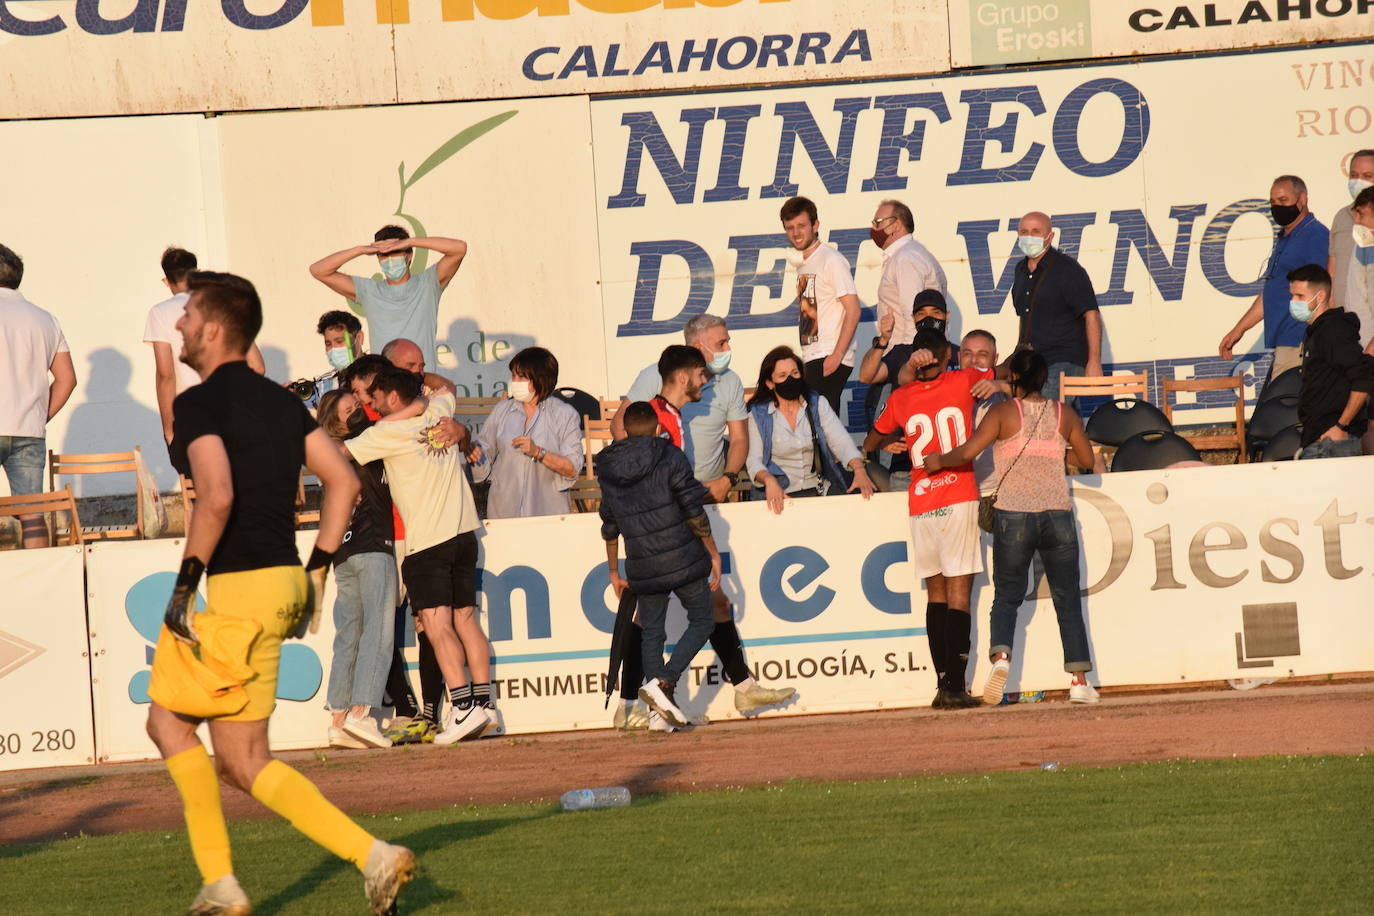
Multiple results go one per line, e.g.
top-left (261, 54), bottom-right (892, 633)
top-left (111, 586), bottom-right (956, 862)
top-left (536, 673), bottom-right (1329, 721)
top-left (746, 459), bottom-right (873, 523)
top-left (780, 196), bottom-right (860, 414)
top-left (0, 243), bottom-right (78, 548)
top-left (343, 365), bottom-right (492, 746)
top-left (144, 247), bottom-right (265, 444)
top-left (309, 225), bottom-right (468, 372)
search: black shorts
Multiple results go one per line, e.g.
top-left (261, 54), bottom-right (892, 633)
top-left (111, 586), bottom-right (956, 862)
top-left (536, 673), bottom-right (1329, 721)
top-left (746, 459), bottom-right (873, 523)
top-left (402, 531), bottom-right (478, 612)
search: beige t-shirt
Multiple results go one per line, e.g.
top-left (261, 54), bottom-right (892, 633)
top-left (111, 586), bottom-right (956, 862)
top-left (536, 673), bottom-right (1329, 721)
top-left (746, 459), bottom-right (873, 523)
top-left (345, 391), bottom-right (479, 554)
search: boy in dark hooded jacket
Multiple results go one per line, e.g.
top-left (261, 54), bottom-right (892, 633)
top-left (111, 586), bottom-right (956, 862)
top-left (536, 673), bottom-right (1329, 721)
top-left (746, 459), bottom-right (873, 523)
top-left (1288, 264), bottom-right (1373, 459)
top-left (600, 401), bottom-right (722, 727)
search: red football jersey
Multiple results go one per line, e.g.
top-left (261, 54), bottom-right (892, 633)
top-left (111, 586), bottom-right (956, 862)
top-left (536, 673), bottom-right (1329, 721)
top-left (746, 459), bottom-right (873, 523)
top-left (650, 395), bottom-right (684, 449)
top-left (873, 367), bottom-right (990, 516)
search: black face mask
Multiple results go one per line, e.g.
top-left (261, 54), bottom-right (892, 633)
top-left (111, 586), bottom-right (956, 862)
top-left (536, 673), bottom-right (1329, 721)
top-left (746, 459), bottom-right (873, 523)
top-left (1270, 203), bottom-right (1302, 227)
top-left (914, 314), bottom-right (947, 337)
top-left (774, 376), bottom-right (806, 401)
top-left (344, 409), bottom-right (373, 439)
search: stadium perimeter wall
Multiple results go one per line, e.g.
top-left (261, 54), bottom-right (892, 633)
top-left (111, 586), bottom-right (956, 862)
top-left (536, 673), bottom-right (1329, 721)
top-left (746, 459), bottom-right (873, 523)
top-left (1, 37), bottom-right (1372, 498)
top-left (2, 457), bottom-right (1371, 772)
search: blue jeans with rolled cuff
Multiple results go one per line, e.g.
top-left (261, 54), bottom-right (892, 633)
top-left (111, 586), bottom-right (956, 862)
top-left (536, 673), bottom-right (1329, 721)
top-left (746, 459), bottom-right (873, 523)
top-left (989, 509), bottom-right (1092, 673)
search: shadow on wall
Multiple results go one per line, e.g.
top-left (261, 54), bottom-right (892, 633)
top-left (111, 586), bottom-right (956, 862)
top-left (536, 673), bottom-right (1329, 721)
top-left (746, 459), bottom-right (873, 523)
top-left (259, 344), bottom-right (294, 385)
top-left (59, 348), bottom-right (166, 495)
top-left (436, 316), bottom-right (537, 398)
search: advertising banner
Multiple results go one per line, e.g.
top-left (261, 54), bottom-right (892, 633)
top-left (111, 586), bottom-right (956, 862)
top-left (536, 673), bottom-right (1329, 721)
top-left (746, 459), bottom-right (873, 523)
top-left (476, 456), bottom-right (1374, 733)
top-left (590, 43), bottom-right (1372, 425)
top-left (0, 0), bottom-right (950, 120)
top-left (0, 546), bottom-right (96, 772)
top-left (85, 535), bottom-right (344, 763)
top-left (948, 0), bottom-right (1374, 68)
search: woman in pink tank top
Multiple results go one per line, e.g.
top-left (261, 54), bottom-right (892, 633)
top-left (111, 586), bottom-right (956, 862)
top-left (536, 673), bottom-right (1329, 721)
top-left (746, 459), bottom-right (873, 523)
top-left (924, 351), bottom-right (1101, 706)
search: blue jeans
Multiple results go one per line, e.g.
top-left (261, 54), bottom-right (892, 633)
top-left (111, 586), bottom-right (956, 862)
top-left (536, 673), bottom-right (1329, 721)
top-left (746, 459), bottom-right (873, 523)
top-left (327, 552), bottom-right (398, 710)
top-left (0, 435), bottom-right (45, 495)
top-left (1042, 362), bottom-right (1084, 404)
top-left (990, 509), bottom-right (1092, 673)
top-left (1299, 437), bottom-right (1362, 460)
top-left (637, 577), bottom-right (716, 685)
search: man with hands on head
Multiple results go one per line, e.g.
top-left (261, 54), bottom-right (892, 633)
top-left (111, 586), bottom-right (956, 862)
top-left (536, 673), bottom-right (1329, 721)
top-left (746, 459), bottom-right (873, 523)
top-left (310, 225), bottom-right (468, 371)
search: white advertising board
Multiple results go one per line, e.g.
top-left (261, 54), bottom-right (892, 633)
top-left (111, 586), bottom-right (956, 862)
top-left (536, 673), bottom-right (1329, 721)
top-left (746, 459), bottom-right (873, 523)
top-left (85, 534), bottom-right (344, 763)
top-left (0, 546), bottom-right (96, 772)
top-left (475, 456), bottom-right (1374, 731)
top-left (948, 0), bottom-right (1374, 68)
top-left (0, 0), bottom-right (950, 119)
top-left (590, 43), bottom-right (1372, 425)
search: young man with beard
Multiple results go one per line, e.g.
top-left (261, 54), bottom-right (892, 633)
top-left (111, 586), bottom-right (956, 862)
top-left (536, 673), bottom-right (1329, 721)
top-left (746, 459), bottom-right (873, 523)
top-left (145, 271), bottom-right (414, 916)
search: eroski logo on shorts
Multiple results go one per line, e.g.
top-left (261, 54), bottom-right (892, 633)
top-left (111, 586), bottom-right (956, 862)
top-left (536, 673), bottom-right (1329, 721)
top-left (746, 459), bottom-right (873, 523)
top-left (123, 572), bottom-right (321, 705)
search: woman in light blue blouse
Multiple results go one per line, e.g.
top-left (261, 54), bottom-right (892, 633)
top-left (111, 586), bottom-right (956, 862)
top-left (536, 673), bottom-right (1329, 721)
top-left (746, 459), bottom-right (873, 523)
top-left (469, 347), bottom-right (584, 518)
top-left (746, 345), bottom-right (875, 514)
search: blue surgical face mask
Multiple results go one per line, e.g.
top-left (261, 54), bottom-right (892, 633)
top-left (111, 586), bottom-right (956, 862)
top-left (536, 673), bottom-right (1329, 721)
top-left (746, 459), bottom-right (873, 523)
top-left (1017, 235), bottom-right (1045, 258)
top-left (326, 347), bottom-right (352, 370)
top-left (708, 349), bottom-right (731, 373)
top-left (380, 256), bottom-right (408, 281)
top-left (1289, 296), bottom-right (1317, 323)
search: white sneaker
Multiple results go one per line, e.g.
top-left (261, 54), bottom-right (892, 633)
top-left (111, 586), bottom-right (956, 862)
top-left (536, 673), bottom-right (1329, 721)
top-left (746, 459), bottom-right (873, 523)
top-left (613, 700), bottom-right (649, 730)
top-left (734, 682), bottom-right (796, 716)
top-left (648, 710), bottom-right (677, 732)
top-left (982, 656), bottom-right (1011, 707)
top-left (188, 873), bottom-right (252, 915)
top-left (362, 840), bottom-right (417, 915)
top-left (1069, 679), bottom-right (1100, 704)
top-left (434, 705), bottom-right (489, 745)
top-left (328, 726), bottom-right (366, 750)
top-left (686, 711), bottom-right (710, 726)
top-left (343, 715), bottom-right (393, 749)
top-left (638, 679), bottom-right (687, 727)
top-left (478, 706), bottom-right (503, 737)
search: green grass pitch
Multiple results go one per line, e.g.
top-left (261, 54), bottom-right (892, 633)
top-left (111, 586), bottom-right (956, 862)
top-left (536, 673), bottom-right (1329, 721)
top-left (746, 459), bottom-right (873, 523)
top-left (4, 756), bottom-right (1368, 914)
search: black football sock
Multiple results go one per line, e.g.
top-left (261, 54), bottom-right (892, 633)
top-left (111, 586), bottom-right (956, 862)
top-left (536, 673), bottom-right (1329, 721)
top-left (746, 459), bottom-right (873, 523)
top-left (945, 607), bottom-right (972, 694)
top-left (709, 619), bottom-right (751, 685)
top-left (620, 624), bottom-right (644, 701)
top-left (383, 646), bottom-right (418, 719)
top-left (450, 684), bottom-right (473, 711)
top-left (925, 602), bottom-right (949, 690)
top-left (417, 631), bottom-right (445, 723)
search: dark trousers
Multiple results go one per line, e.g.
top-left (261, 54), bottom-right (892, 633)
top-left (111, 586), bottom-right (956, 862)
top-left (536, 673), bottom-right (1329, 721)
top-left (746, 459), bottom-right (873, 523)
top-left (803, 358), bottom-right (852, 415)
top-left (989, 509), bottom-right (1091, 673)
top-left (637, 577), bottom-right (716, 684)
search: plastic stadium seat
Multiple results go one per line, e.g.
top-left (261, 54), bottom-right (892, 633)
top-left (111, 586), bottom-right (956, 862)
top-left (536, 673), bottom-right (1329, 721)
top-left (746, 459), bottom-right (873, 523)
top-left (1259, 424), bottom-right (1304, 462)
top-left (1110, 431), bottom-right (1202, 472)
top-left (1246, 395), bottom-right (1299, 458)
top-left (1257, 366), bottom-right (1301, 405)
top-left (552, 386), bottom-right (601, 421)
top-left (1085, 398), bottom-right (1173, 447)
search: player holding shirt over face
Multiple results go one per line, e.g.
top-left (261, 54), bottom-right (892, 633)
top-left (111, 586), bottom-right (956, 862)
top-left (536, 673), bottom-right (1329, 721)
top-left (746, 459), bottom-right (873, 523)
top-left (863, 327), bottom-right (1009, 710)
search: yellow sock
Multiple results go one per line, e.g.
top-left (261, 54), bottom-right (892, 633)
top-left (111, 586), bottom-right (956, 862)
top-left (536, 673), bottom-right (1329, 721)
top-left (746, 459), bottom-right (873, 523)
top-left (250, 760), bottom-right (375, 869)
top-left (166, 745), bottom-right (232, 885)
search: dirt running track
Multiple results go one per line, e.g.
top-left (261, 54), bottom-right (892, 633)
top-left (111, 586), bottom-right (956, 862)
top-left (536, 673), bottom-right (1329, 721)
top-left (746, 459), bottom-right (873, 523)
top-left (3, 683), bottom-right (1370, 846)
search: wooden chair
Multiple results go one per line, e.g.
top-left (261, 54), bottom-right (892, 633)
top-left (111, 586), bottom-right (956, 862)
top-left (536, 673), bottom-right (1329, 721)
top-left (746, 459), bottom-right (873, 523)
top-left (1161, 377), bottom-right (1247, 464)
top-left (0, 487), bottom-right (83, 547)
top-left (179, 474), bottom-right (197, 528)
top-left (47, 448), bottom-right (143, 540)
top-left (599, 399), bottom-right (623, 421)
top-left (451, 396), bottom-right (502, 419)
top-left (583, 418), bottom-right (616, 480)
top-left (295, 469), bottom-right (321, 527)
top-left (1058, 372), bottom-right (1149, 402)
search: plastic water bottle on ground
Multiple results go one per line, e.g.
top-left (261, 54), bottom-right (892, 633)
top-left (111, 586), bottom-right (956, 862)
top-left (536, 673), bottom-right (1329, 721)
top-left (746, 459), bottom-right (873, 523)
top-left (1041, 762), bottom-right (1060, 772)
top-left (560, 787), bottom-right (631, 811)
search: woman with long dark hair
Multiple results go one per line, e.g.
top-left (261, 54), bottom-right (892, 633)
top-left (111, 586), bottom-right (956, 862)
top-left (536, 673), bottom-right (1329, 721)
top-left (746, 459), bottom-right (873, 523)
top-left (924, 350), bottom-right (1100, 705)
top-left (746, 345), bottom-right (875, 514)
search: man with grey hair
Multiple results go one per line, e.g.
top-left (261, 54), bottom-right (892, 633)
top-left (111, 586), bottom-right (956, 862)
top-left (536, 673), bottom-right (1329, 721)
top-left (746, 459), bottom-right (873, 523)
top-left (1219, 175), bottom-right (1329, 380)
top-left (0, 243), bottom-right (78, 548)
top-left (866, 198), bottom-right (948, 353)
top-left (610, 314), bottom-right (795, 724)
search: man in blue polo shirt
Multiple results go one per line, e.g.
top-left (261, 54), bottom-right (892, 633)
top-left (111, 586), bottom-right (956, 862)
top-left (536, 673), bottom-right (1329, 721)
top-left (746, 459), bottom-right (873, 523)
top-left (1219, 175), bottom-right (1330, 381)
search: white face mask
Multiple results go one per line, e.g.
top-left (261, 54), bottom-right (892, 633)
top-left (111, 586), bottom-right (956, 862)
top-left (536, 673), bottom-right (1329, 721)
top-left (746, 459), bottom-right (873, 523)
top-left (1017, 235), bottom-right (1046, 258)
top-left (509, 379), bottom-right (535, 403)
top-left (1353, 223), bottom-right (1374, 249)
top-left (1349, 177), bottom-right (1373, 200)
